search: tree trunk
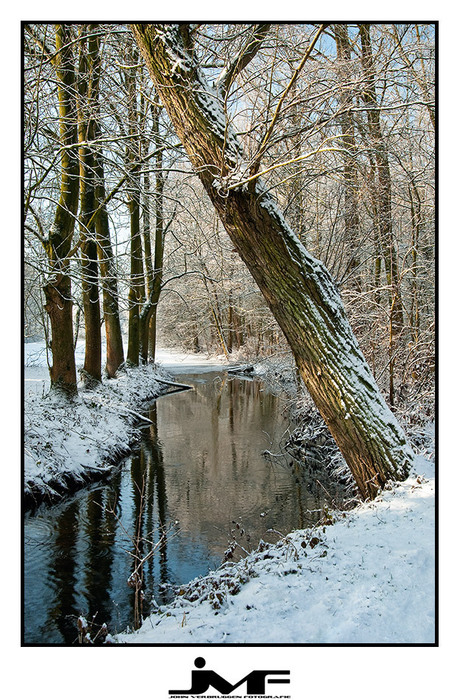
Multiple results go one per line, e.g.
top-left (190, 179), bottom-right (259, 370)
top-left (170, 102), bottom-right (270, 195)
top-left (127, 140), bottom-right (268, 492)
top-left (44, 277), bottom-right (77, 393)
top-left (86, 27), bottom-right (125, 378)
top-left (43, 24), bottom-right (79, 396)
top-left (77, 25), bottom-right (102, 385)
top-left (359, 24), bottom-right (403, 333)
top-left (126, 58), bottom-right (144, 366)
top-left (334, 24), bottom-right (361, 285)
top-left (140, 102), bottom-right (164, 363)
top-left (408, 182), bottom-right (421, 344)
top-left (132, 23), bottom-right (413, 498)
top-left (127, 190), bottom-right (143, 365)
top-left (140, 135), bottom-right (154, 362)
top-left (80, 239), bottom-right (101, 384)
top-left (94, 147), bottom-right (125, 377)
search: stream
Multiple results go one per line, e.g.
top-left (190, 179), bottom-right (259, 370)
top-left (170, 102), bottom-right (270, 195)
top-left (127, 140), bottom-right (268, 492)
top-left (24, 367), bottom-right (343, 644)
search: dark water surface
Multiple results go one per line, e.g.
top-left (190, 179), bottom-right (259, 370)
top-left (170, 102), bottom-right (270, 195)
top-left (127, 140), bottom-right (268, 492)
top-left (24, 370), bottom-right (342, 644)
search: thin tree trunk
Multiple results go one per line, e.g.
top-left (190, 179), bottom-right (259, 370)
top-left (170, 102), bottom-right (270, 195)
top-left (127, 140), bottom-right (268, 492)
top-left (141, 113), bottom-right (154, 361)
top-left (77, 25), bottom-right (102, 385)
top-left (94, 146), bottom-right (125, 376)
top-left (227, 289), bottom-right (234, 354)
top-left (334, 24), bottom-right (361, 285)
top-left (126, 57), bottom-right (144, 366)
top-left (132, 24), bottom-right (414, 498)
top-left (140, 102), bottom-right (164, 363)
top-left (409, 187), bottom-right (420, 344)
top-left (127, 189), bottom-right (143, 365)
top-left (359, 24), bottom-right (403, 333)
top-left (43, 24), bottom-right (79, 395)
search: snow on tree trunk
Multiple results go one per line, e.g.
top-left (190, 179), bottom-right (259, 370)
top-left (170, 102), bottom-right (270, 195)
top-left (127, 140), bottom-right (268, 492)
top-left (132, 24), bottom-right (414, 499)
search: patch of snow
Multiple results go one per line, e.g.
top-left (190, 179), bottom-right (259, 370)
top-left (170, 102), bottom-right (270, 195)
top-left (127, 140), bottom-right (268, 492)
top-left (155, 347), bottom-right (227, 375)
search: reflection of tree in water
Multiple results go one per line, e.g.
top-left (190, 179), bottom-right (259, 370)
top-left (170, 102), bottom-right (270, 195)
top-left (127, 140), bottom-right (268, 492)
top-left (129, 451), bottom-right (145, 629)
top-left (147, 404), bottom-right (169, 589)
top-left (29, 372), bottom-right (346, 643)
top-left (45, 476), bottom-right (121, 643)
top-left (128, 402), bottom-right (172, 626)
top-left (46, 500), bottom-right (80, 643)
top-left (83, 488), bottom-right (118, 626)
top-left (158, 376), bottom-right (307, 548)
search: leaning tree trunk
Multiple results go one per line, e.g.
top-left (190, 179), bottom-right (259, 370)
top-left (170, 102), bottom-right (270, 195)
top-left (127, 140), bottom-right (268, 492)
top-left (43, 24), bottom-right (79, 396)
top-left (132, 24), bottom-right (413, 499)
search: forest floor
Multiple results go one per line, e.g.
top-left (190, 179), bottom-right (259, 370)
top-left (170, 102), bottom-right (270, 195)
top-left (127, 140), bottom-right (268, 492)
top-left (23, 341), bottom-right (436, 644)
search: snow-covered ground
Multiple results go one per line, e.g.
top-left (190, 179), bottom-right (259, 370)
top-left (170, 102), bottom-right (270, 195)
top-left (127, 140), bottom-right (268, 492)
top-left (116, 447), bottom-right (435, 644)
top-left (154, 347), bottom-right (229, 374)
top-left (23, 341), bottom-right (227, 399)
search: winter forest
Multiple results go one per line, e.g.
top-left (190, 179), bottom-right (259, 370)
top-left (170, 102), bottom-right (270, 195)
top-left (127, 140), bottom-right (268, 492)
top-left (23, 23), bottom-right (436, 646)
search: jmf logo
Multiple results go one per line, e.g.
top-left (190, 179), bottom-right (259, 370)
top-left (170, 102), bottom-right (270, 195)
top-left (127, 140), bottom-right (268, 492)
top-left (169, 656), bottom-right (290, 696)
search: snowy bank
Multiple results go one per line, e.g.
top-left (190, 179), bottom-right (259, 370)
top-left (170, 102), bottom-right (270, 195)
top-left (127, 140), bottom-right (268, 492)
top-left (24, 363), bottom-right (169, 507)
top-left (116, 448), bottom-right (435, 644)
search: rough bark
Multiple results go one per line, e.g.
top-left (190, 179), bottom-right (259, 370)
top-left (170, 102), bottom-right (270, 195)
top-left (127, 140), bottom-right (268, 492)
top-left (132, 23), bottom-right (413, 498)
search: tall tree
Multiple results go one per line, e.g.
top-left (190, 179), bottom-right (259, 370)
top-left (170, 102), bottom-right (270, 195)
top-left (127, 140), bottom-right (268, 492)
top-left (359, 24), bottom-right (404, 332)
top-left (333, 24), bottom-right (361, 286)
top-left (124, 52), bottom-right (145, 366)
top-left (77, 24), bottom-right (102, 384)
top-left (90, 28), bottom-right (126, 378)
top-left (140, 102), bottom-right (166, 363)
top-left (42, 24), bottom-right (80, 395)
top-left (132, 23), bottom-right (414, 499)
top-left (93, 137), bottom-right (126, 377)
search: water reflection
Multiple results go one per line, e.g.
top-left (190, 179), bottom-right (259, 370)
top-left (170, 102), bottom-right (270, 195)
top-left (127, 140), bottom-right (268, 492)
top-left (24, 371), bottom-right (343, 644)
top-left (46, 500), bottom-right (79, 642)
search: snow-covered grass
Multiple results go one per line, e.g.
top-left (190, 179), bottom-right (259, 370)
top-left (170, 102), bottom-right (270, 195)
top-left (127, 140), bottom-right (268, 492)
top-left (117, 446), bottom-right (435, 645)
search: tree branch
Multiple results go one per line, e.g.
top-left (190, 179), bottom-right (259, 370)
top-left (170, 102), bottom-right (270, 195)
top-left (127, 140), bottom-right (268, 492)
top-left (250, 23), bottom-right (328, 178)
top-left (216, 23), bottom-right (271, 96)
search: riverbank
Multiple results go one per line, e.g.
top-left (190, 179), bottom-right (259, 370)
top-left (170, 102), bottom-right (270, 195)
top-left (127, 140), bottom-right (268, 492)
top-left (23, 342), bottom-right (226, 508)
top-left (116, 439), bottom-right (435, 644)
top-left (23, 343), bottom-right (436, 644)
